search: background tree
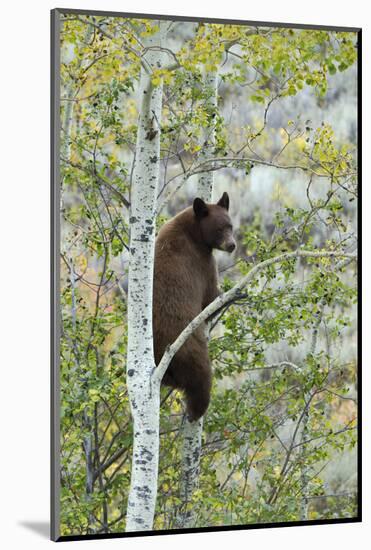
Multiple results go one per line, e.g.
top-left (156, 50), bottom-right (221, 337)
top-left (58, 12), bottom-right (358, 535)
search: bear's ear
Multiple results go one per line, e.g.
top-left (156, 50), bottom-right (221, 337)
top-left (193, 197), bottom-right (209, 218)
top-left (217, 192), bottom-right (229, 211)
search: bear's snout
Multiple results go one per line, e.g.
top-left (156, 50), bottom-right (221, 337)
top-left (219, 236), bottom-right (236, 253)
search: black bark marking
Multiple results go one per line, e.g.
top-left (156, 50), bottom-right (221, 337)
top-left (133, 516), bottom-right (144, 524)
top-left (141, 448), bottom-right (154, 461)
top-left (135, 485), bottom-right (151, 496)
top-left (146, 130), bottom-right (158, 141)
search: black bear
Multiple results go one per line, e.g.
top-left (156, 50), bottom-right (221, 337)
top-left (153, 192), bottom-right (236, 421)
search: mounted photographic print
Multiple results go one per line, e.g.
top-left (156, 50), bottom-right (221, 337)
top-left (51, 8), bottom-right (361, 541)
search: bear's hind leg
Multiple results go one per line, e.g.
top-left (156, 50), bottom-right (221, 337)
top-left (184, 365), bottom-right (211, 422)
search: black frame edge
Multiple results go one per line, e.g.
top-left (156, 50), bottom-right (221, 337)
top-left (56, 517), bottom-right (362, 542)
top-left (55, 7), bottom-right (361, 33)
top-left (356, 27), bottom-right (362, 523)
top-left (51, 7), bottom-right (61, 543)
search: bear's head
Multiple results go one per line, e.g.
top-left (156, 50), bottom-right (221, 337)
top-left (193, 192), bottom-right (236, 253)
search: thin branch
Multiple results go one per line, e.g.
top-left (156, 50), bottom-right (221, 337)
top-left (61, 156), bottom-right (130, 208)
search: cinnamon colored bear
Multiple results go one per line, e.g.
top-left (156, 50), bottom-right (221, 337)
top-left (153, 192), bottom-right (236, 421)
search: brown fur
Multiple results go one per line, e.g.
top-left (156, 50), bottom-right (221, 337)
top-left (153, 193), bottom-right (235, 421)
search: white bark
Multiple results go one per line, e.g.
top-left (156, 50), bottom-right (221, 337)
top-left (174, 416), bottom-right (203, 528)
top-left (125, 22), bottom-right (167, 532)
top-left (175, 70), bottom-right (218, 528)
top-left (197, 71), bottom-right (218, 202)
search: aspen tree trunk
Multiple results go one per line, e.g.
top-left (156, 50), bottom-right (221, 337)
top-left (125, 22), bottom-right (167, 532)
top-left (197, 71), bottom-right (218, 200)
top-left (175, 71), bottom-right (218, 529)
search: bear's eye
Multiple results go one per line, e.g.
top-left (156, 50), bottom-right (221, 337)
top-left (217, 228), bottom-right (224, 235)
